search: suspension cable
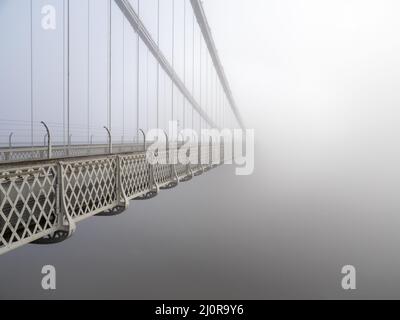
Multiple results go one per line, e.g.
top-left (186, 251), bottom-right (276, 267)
top-left (183, 0), bottom-right (186, 132)
top-left (199, 30), bottom-right (202, 135)
top-left (63, 0), bottom-right (70, 147)
top-left (171, 0), bottom-right (175, 135)
top-left (107, 0), bottom-right (112, 134)
top-left (122, 17), bottom-right (125, 141)
top-left (136, 0), bottom-right (140, 140)
top-left (30, 0), bottom-right (34, 146)
top-left (87, 0), bottom-right (91, 143)
top-left (206, 50), bottom-right (209, 130)
top-left (157, 0), bottom-right (160, 129)
top-left (192, 11), bottom-right (195, 136)
top-left (146, 48), bottom-right (149, 132)
top-left (209, 55), bottom-right (211, 128)
top-left (164, 71), bottom-right (167, 131)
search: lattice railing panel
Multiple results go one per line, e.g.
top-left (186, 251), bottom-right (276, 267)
top-left (0, 143), bottom-right (227, 255)
top-left (1, 149), bottom-right (47, 162)
top-left (176, 162), bottom-right (188, 178)
top-left (190, 145), bottom-right (200, 172)
top-left (64, 146), bottom-right (110, 158)
top-left (173, 145), bottom-right (187, 178)
top-left (120, 153), bottom-right (151, 199)
top-left (61, 157), bottom-right (118, 221)
top-left (201, 144), bottom-right (211, 167)
top-left (154, 149), bottom-right (173, 186)
top-left (0, 164), bottom-right (59, 253)
top-left (0, 143), bottom-right (148, 164)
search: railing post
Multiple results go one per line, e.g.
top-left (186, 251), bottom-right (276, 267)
top-left (178, 133), bottom-right (191, 178)
top-left (171, 135), bottom-right (179, 183)
top-left (56, 162), bottom-right (63, 229)
top-left (8, 132), bottom-right (13, 149)
top-left (41, 121), bottom-right (52, 159)
top-left (116, 155), bottom-right (121, 202)
top-left (116, 155), bottom-right (129, 209)
top-left (164, 131), bottom-right (177, 184)
top-left (104, 126), bottom-right (112, 154)
top-left (148, 147), bottom-right (159, 196)
top-left (139, 129), bottom-right (146, 152)
top-left (57, 161), bottom-right (76, 235)
top-left (5, 132), bottom-right (13, 161)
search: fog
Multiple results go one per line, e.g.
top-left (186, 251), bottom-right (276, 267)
top-left (1, 0), bottom-right (400, 299)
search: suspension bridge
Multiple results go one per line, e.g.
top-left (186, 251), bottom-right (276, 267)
top-left (0, 0), bottom-right (244, 255)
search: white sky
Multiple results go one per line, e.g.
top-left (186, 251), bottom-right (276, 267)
top-left (203, 0), bottom-right (400, 139)
top-left (2, 0), bottom-right (400, 149)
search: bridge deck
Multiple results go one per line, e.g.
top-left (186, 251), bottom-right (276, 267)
top-left (0, 143), bottom-right (225, 255)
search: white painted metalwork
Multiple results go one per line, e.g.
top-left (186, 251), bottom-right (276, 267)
top-left (0, 163), bottom-right (59, 255)
top-left (190, 0), bottom-right (245, 130)
top-left (0, 0), bottom-right (241, 256)
top-left (114, 0), bottom-right (219, 130)
top-left (0, 142), bottom-right (224, 255)
top-left (61, 157), bottom-right (118, 222)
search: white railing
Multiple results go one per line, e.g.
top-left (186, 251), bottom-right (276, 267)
top-left (0, 143), bottom-right (225, 255)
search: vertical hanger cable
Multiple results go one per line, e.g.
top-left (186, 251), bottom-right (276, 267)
top-left (171, 0), bottom-right (175, 136)
top-left (205, 49), bottom-right (208, 130)
top-left (87, 0), bottom-right (90, 143)
top-left (122, 15), bottom-right (125, 143)
top-left (136, 0), bottom-right (140, 140)
top-left (199, 32), bottom-right (202, 136)
top-left (157, 0), bottom-right (160, 129)
top-left (146, 48), bottom-right (149, 131)
top-left (107, 0), bottom-right (112, 135)
top-left (31, 0), bottom-right (34, 146)
top-left (183, 0), bottom-right (186, 133)
top-left (62, 1), bottom-right (65, 146)
top-left (192, 11), bottom-right (195, 136)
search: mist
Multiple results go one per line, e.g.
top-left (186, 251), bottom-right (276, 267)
top-left (1, 0), bottom-right (400, 299)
